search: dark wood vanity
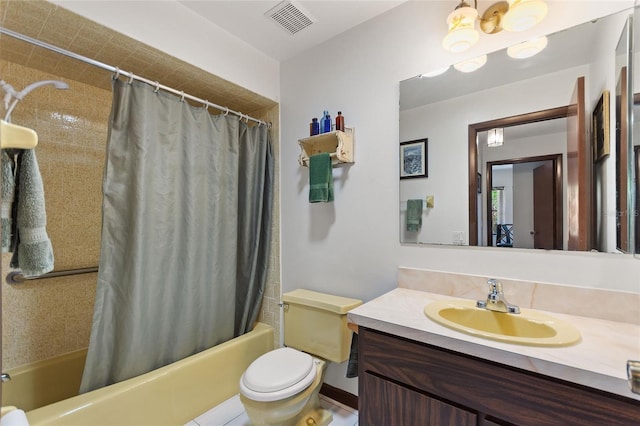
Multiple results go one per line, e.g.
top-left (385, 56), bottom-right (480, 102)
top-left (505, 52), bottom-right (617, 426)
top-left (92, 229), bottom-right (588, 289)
top-left (358, 327), bottom-right (640, 426)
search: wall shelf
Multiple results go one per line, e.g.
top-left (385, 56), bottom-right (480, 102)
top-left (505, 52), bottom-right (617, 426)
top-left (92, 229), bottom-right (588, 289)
top-left (298, 127), bottom-right (354, 167)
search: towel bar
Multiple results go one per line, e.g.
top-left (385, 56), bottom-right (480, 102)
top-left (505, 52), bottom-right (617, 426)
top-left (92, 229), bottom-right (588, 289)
top-left (6, 266), bottom-right (98, 284)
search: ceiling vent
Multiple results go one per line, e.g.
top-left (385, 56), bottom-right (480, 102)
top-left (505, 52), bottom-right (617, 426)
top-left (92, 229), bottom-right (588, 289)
top-left (264, 1), bottom-right (316, 35)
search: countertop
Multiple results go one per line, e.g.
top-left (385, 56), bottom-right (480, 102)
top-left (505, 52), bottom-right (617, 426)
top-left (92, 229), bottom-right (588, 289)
top-left (348, 287), bottom-right (640, 401)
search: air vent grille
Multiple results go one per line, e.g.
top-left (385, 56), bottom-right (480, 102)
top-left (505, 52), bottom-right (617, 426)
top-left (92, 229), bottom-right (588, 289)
top-left (265, 1), bottom-right (316, 35)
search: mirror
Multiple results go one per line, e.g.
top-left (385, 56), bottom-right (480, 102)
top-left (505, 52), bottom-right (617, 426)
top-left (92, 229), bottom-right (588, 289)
top-left (400, 9), bottom-right (634, 253)
top-left (615, 16), bottom-right (634, 253)
top-left (633, 2), bottom-right (640, 258)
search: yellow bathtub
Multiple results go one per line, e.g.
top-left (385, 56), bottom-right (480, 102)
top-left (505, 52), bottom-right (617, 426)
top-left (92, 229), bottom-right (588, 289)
top-left (22, 323), bottom-right (274, 426)
top-left (2, 349), bottom-right (87, 412)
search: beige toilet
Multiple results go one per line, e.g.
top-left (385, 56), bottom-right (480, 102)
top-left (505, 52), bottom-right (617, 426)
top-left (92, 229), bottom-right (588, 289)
top-left (239, 289), bottom-right (362, 426)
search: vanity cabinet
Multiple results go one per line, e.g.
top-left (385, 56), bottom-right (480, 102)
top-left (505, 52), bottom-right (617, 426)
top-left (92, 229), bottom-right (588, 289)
top-left (359, 327), bottom-right (640, 426)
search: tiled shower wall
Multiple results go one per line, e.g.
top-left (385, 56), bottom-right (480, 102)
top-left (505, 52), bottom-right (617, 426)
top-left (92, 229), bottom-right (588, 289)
top-left (1, 59), bottom-right (106, 369)
top-left (1, 59), bottom-right (282, 370)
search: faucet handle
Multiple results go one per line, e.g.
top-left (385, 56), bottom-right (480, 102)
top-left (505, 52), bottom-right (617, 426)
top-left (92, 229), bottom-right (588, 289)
top-left (487, 278), bottom-right (502, 294)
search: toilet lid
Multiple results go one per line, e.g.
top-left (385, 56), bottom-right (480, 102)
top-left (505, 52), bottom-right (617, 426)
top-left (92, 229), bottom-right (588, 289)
top-left (242, 347), bottom-right (314, 393)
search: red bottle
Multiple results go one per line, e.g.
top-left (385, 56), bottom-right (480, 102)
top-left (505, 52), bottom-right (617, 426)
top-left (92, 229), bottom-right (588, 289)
top-left (335, 111), bottom-right (345, 132)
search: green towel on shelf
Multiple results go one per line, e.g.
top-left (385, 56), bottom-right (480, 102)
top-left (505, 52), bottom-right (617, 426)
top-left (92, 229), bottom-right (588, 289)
top-left (406, 199), bottom-right (423, 232)
top-left (309, 153), bottom-right (334, 203)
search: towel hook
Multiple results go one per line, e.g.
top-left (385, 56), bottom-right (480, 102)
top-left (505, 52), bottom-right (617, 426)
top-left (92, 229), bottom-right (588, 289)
top-left (127, 72), bottom-right (135, 84)
top-left (153, 81), bottom-right (160, 93)
top-left (113, 67), bottom-right (120, 80)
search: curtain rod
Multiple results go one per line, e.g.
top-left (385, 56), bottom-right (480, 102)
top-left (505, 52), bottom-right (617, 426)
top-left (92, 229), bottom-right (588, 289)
top-left (0, 26), bottom-right (269, 127)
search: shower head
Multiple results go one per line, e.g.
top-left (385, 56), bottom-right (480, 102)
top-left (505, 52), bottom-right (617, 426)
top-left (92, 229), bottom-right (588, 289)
top-left (4, 79), bottom-right (69, 121)
top-left (16, 80), bottom-right (69, 100)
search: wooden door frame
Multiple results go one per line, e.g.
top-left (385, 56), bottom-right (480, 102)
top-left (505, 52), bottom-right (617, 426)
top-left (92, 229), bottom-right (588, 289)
top-left (486, 154), bottom-right (563, 249)
top-left (468, 106), bottom-right (570, 245)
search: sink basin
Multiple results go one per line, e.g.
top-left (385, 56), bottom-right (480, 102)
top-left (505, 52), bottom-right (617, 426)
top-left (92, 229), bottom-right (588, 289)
top-left (424, 299), bottom-right (581, 347)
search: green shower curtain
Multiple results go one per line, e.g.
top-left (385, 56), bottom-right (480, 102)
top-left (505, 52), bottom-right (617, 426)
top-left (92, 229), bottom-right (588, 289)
top-left (80, 79), bottom-right (273, 393)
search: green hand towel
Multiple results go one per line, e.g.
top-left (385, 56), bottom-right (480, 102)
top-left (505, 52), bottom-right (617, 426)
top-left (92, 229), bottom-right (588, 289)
top-left (406, 199), bottom-right (423, 232)
top-left (309, 153), bottom-right (334, 203)
top-left (10, 149), bottom-right (54, 277)
top-left (1, 151), bottom-right (16, 252)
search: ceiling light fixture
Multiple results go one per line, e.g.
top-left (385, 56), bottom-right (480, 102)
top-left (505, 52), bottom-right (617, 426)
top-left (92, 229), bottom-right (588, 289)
top-left (507, 35), bottom-right (548, 59)
top-left (419, 66), bottom-right (451, 78)
top-left (502, 0), bottom-right (548, 32)
top-left (487, 128), bottom-right (504, 147)
top-left (453, 54), bottom-right (487, 73)
top-left (442, 0), bottom-right (548, 53)
top-left (442, 2), bottom-right (479, 53)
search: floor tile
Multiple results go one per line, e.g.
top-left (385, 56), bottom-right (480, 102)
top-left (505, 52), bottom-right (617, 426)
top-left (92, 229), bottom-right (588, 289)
top-left (187, 393), bottom-right (359, 426)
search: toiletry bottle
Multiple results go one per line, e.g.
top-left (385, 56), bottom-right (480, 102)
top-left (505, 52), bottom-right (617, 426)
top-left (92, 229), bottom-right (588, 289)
top-left (310, 118), bottom-right (319, 136)
top-left (321, 110), bottom-right (331, 133)
top-left (335, 111), bottom-right (345, 132)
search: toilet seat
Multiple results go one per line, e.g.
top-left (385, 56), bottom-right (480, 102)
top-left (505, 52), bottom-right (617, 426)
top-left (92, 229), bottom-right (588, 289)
top-left (240, 347), bottom-right (317, 402)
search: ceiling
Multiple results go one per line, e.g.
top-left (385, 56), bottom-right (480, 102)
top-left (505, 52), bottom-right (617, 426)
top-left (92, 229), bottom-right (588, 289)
top-left (179, 0), bottom-right (407, 62)
top-left (0, 0), bottom-right (277, 115)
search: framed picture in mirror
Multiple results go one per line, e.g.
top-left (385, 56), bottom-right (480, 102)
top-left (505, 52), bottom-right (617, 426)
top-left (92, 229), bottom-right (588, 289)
top-left (400, 138), bottom-right (428, 179)
top-left (593, 90), bottom-right (610, 162)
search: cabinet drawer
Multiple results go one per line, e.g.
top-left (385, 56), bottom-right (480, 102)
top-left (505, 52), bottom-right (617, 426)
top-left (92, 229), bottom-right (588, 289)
top-left (360, 372), bottom-right (477, 426)
top-left (359, 327), bottom-right (640, 425)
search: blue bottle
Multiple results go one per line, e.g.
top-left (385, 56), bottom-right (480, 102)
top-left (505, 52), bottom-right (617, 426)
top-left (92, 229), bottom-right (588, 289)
top-left (321, 110), bottom-right (331, 133)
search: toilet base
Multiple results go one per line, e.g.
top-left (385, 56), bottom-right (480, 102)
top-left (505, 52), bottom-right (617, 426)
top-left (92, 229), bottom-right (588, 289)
top-left (240, 382), bottom-right (333, 426)
top-left (288, 391), bottom-right (333, 426)
top-left (240, 358), bottom-right (332, 426)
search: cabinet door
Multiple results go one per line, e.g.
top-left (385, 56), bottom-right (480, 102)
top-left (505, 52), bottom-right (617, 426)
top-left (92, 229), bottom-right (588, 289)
top-left (360, 372), bottom-right (476, 426)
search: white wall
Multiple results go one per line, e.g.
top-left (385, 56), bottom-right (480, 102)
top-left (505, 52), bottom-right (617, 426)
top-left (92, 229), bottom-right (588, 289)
top-left (51, 0), bottom-right (280, 102)
top-left (281, 1), bottom-right (639, 394)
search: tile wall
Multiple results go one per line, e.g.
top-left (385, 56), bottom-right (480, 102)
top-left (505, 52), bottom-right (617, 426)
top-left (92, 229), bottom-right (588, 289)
top-left (1, 59), bottom-right (107, 369)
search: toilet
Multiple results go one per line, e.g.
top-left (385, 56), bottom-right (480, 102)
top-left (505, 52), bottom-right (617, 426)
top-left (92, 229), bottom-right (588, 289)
top-left (239, 289), bottom-right (362, 426)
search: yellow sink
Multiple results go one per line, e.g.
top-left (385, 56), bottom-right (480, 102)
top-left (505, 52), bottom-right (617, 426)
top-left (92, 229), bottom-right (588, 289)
top-left (424, 299), bottom-right (581, 347)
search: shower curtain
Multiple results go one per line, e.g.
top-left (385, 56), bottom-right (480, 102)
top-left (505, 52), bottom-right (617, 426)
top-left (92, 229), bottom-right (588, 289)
top-left (80, 79), bottom-right (273, 393)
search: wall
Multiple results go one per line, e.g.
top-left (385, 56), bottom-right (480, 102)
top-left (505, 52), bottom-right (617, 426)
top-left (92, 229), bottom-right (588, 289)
top-left (49, 0), bottom-right (280, 103)
top-left (281, 1), bottom-right (639, 394)
top-left (1, 60), bottom-right (106, 370)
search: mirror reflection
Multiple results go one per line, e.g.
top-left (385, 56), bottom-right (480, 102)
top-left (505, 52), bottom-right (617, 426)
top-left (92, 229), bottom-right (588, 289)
top-left (615, 16), bottom-right (633, 253)
top-left (633, 4), bottom-right (640, 257)
top-left (400, 9), bottom-right (634, 253)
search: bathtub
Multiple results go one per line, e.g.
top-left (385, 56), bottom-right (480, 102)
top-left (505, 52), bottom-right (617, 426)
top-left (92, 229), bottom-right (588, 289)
top-left (23, 323), bottom-right (274, 425)
top-left (2, 349), bottom-right (87, 412)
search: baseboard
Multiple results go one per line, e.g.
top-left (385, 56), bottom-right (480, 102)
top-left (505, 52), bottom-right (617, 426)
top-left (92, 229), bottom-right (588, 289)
top-left (320, 383), bottom-right (358, 411)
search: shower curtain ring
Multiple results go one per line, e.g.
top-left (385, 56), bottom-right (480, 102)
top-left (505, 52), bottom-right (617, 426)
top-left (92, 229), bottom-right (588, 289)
top-left (153, 81), bottom-right (160, 93)
top-left (180, 91), bottom-right (185, 102)
top-left (204, 101), bottom-right (209, 111)
top-left (128, 72), bottom-right (135, 84)
top-left (224, 107), bottom-right (229, 116)
top-left (113, 67), bottom-right (120, 80)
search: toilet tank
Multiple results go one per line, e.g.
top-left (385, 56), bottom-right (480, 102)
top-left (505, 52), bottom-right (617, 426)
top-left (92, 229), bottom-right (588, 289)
top-left (282, 289), bottom-right (362, 363)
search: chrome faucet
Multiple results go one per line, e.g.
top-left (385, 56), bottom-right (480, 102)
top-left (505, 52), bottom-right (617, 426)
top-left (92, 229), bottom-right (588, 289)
top-left (476, 278), bottom-right (520, 314)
